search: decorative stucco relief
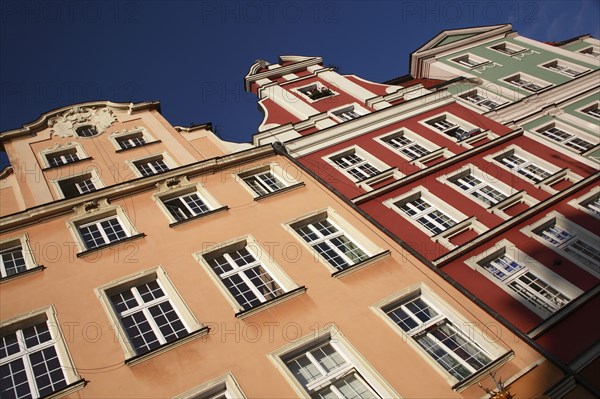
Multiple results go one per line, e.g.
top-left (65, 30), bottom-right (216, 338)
top-left (49, 107), bottom-right (116, 138)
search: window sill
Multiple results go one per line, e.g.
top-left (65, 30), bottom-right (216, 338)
top-left (332, 250), bottom-right (391, 278)
top-left (46, 379), bottom-right (86, 399)
top-left (0, 265), bottom-right (45, 283)
top-left (235, 286), bottom-right (307, 319)
top-left (125, 326), bottom-right (210, 366)
top-left (115, 140), bottom-right (162, 153)
top-left (452, 350), bottom-right (514, 392)
top-left (42, 157), bottom-right (93, 171)
top-left (253, 182), bottom-right (305, 201)
top-left (77, 234), bottom-right (146, 258)
top-left (169, 206), bottom-right (229, 227)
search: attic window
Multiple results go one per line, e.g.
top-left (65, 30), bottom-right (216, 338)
top-left (76, 125), bottom-right (99, 137)
top-left (298, 84), bottom-right (335, 101)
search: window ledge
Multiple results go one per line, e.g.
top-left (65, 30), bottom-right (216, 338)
top-left (115, 140), bottom-right (162, 153)
top-left (432, 217), bottom-right (477, 241)
top-left (169, 206), bottom-right (229, 228)
top-left (235, 286), bottom-right (307, 319)
top-left (253, 182), bottom-right (305, 201)
top-left (125, 326), bottom-right (210, 366)
top-left (487, 190), bottom-right (527, 211)
top-left (452, 350), bottom-right (514, 392)
top-left (356, 167), bottom-right (398, 186)
top-left (0, 265), bottom-right (45, 283)
top-left (46, 379), bottom-right (86, 399)
top-left (77, 233), bottom-right (146, 258)
top-left (332, 250), bottom-right (391, 278)
top-left (42, 157), bottom-right (93, 171)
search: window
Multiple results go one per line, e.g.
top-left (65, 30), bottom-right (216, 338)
top-left (579, 46), bottom-right (600, 58)
top-left (581, 103), bottom-right (600, 119)
top-left (133, 156), bottom-right (169, 176)
top-left (535, 124), bottom-right (596, 153)
top-left (526, 213), bottom-right (600, 277)
top-left (424, 114), bottom-right (480, 141)
top-left (541, 60), bottom-right (586, 77)
top-left (447, 169), bottom-right (509, 207)
top-left (56, 172), bottom-right (100, 198)
top-left (75, 125), bottom-right (98, 137)
top-left (163, 193), bottom-right (209, 222)
top-left (327, 148), bottom-right (387, 182)
top-left (451, 54), bottom-right (487, 68)
top-left (491, 42), bottom-right (525, 55)
top-left (175, 373), bottom-right (246, 399)
top-left (199, 239), bottom-right (299, 313)
top-left (78, 215), bottom-right (130, 250)
top-left (379, 289), bottom-right (503, 383)
top-left (273, 328), bottom-right (397, 398)
top-left (46, 148), bottom-right (79, 167)
top-left (97, 266), bottom-right (206, 361)
top-left (0, 236), bottom-right (39, 279)
top-left (504, 74), bottom-right (550, 92)
top-left (392, 193), bottom-right (459, 236)
top-left (381, 132), bottom-right (431, 159)
top-left (493, 149), bottom-right (554, 184)
top-left (110, 128), bottom-right (158, 151)
top-left (460, 90), bottom-right (506, 110)
top-left (335, 109), bottom-right (361, 121)
top-left (238, 164), bottom-right (302, 198)
top-left (117, 132), bottom-right (146, 149)
top-left (298, 84), bottom-right (335, 101)
top-left (569, 188), bottom-right (600, 219)
top-left (0, 308), bottom-right (81, 398)
top-left (467, 240), bottom-right (582, 318)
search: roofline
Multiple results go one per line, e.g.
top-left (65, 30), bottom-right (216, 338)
top-left (0, 100), bottom-right (161, 141)
top-left (550, 33), bottom-right (592, 47)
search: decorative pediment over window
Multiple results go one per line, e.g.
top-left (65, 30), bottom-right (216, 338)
top-left (155, 175), bottom-right (191, 193)
top-left (49, 107), bottom-right (116, 138)
top-left (73, 198), bottom-right (111, 216)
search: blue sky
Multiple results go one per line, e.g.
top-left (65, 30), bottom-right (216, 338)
top-left (1, 0), bottom-right (599, 153)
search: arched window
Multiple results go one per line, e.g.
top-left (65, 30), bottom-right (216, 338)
top-left (76, 125), bottom-right (98, 137)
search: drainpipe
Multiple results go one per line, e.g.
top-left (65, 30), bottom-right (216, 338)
top-left (272, 141), bottom-right (599, 397)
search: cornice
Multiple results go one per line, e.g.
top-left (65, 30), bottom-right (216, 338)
top-left (244, 56), bottom-right (323, 91)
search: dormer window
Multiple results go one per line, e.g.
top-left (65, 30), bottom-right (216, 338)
top-left (76, 125), bottom-right (98, 137)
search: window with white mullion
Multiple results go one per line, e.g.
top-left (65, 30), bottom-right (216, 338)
top-left (584, 196), bottom-right (600, 216)
top-left (295, 220), bottom-right (368, 271)
top-left (451, 174), bottom-right (508, 206)
top-left (398, 197), bottom-right (457, 235)
top-left (118, 136), bottom-right (146, 149)
top-left (163, 193), bottom-right (210, 222)
top-left (426, 117), bottom-right (473, 140)
top-left (537, 224), bottom-right (600, 274)
top-left (498, 153), bottom-right (551, 183)
top-left (332, 153), bottom-right (380, 181)
top-left (539, 127), bottom-right (594, 153)
top-left (109, 280), bottom-right (189, 355)
top-left (47, 151), bottom-right (79, 167)
top-left (385, 296), bottom-right (493, 381)
top-left (384, 135), bottom-right (431, 160)
top-left (506, 76), bottom-right (544, 92)
top-left (0, 245), bottom-right (27, 278)
top-left (136, 159), bottom-right (169, 176)
top-left (462, 92), bottom-right (503, 110)
top-left (336, 110), bottom-right (361, 121)
top-left (547, 64), bottom-right (581, 77)
top-left (78, 216), bottom-right (129, 249)
top-left (242, 171), bottom-right (285, 196)
top-left (75, 178), bottom-right (96, 194)
top-left (481, 254), bottom-right (571, 315)
top-left (0, 321), bottom-right (67, 398)
top-left (585, 106), bottom-right (600, 118)
top-left (206, 248), bottom-right (286, 310)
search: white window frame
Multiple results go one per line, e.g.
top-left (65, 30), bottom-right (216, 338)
top-left (579, 46), bottom-right (600, 58)
top-left (450, 53), bottom-right (490, 68)
top-left (270, 326), bottom-right (399, 398)
top-left (127, 152), bottom-right (176, 178)
top-left (540, 59), bottom-right (588, 78)
top-left (195, 236), bottom-right (300, 314)
top-left (74, 124), bottom-right (100, 138)
top-left (154, 184), bottom-right (223, 225)
top-left (375, 128), bottom-right (445, 164)
top-left (420, 112), bottom-right (483, 142)
top-left (67, 200), bottom-right (140, 253)
top-left (521, 211), bottom-right (600, 278)
top-left (465, 239), bottom-right (583, 318)
top-left (0, 234), bottom-right (39, 279)
top-left (324, 146), bottom-right (391, 183)
top-left (532, 122), bottom-right (598, 154)
top-left (384, 187), bottom-right (485, 249)
top-left (502, 73), bottom-right (552, 93)
top-left (236, 163), bottom-right (302, 198)
top-left (40, 143), bottom-right (88, 169)
top-left (95, 266), bottom-right (204, 361)
top-left (50, 169), bottom-right (104, 200)
top-left (489, 42), bottom-right (527, 56)
top-left (110, 127), bottom-right (158, 151)
top-left (372, 284), bottom-right (508, 387)
top-left (458, 89), bottom-right (508, 111)
top-left (292, 81), bottom-right (338, 103)
top-left (329, 103), bottom-right (369, 123)
top-left (0, 306), bottom-right (81, 398)
top-left (578, 102), bottom-right (600, 119)
top-left (568, 187), bottom-right (600, 220)
top-left (173, 373), bottom-right (247, 399)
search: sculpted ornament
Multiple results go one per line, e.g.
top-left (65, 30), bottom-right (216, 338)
top-left (49, 107), bottom-right (116, 138)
